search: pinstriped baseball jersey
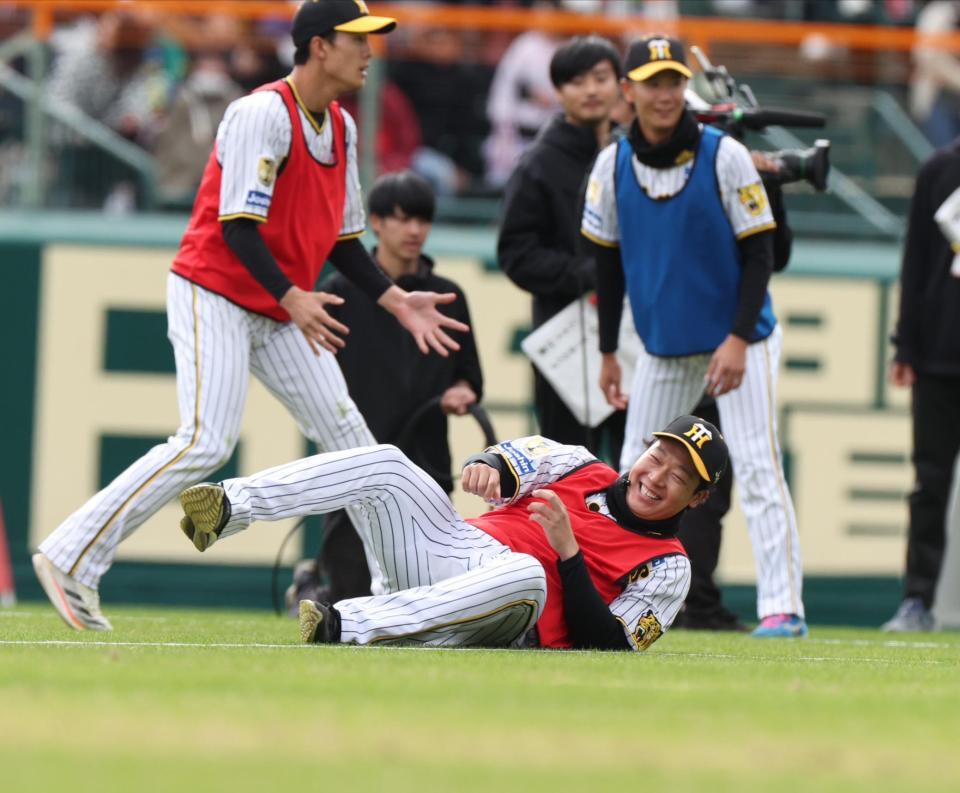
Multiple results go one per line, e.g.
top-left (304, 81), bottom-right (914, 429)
top-left (467, 436), bottom-right (691, 649)
top-left (582, 126), bottom-right (774, 247)
top-left (215, 77), bottom-right (365, 237)
top-left (173, 79), bottom-right (348, 321)
top-left (474, 459), bottom-right (687, 649)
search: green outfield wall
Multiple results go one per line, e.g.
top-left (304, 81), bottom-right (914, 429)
top-left (0, 211), bottom-right (911, 625)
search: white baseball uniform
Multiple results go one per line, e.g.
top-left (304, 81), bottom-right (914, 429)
top-left (39, 79), bottom-right (380, 589)
top-left (582, 129), bottom-right (804, 620)
top-left (214, 437), bottom-right (690, 649)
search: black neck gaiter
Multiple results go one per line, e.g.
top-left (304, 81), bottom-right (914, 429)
top-left (627, 109), bottom-right (700, 170)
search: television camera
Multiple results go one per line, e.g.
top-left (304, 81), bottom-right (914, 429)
top-left (687, 46), bottom-right (831, 192)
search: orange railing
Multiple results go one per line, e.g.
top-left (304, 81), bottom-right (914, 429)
top-left (7, 0), bottom-right (960, 53)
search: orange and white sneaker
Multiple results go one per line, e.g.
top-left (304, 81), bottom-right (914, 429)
top-left (32, 553), bottom-right (112, 631)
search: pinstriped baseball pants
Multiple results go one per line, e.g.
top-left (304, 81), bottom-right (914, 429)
top-left (619, 325), bottom-right (804, 619)
top-left (40, 274), bottom-right (380, 589)
top-left (219, 444), bottom-right (548, 647)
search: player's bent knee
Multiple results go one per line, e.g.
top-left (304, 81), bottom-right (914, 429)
top-left (375, 443), bottom-right (406, 462)
top-left (182, 438), bottom-right (237, 474)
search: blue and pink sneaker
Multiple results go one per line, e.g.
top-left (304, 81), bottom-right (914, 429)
top-left (751, 613), bottom-right (808, 638)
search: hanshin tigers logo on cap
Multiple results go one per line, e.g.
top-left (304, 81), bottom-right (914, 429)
top-left (647, 38), bottom-right (673, 62)
top-left (653, 414), bottom-right (729, 485)
top-left (624, 34), bottom-right (693, 82)
top-left (682, 421), bottom-right (712, 448)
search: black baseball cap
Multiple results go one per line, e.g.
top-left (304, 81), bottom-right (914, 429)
top-left (625, 35), bottom-right (693, 82)
top-left (653, 415), bottom-right (728, 486)
top-left (291, 0), bottom-right (397, 46)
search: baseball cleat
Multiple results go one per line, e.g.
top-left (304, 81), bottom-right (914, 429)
top-left (32, 553), bottom-right (113, 631)
top-left (178, 483), bottom-right (231, 552)
top-left (299, 600), bottom-right (341, 644)
top-left (751, 613), bottom-right (808, 638)
top-left (881, 597), bottom-right (935, 632)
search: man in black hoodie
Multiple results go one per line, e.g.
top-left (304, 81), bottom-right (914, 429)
top-left (884, 142), bottom-right (960, 631)
top-left (292, 171), bottom-right (484, 605)
top-left (497, 36), bottom-right (625, 464)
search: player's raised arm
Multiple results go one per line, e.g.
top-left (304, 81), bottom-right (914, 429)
top-left (460, 436), bottom-right (596, 506)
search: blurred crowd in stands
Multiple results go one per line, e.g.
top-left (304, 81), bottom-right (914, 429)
top-left (0, 0), bottom-right (958, 212)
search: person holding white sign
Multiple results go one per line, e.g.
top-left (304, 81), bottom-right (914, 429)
top-left (498, 35), bottom-right (625, 464)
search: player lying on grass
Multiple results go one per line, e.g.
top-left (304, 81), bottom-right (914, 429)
top-left (178, 415), bottom-right (728, 651)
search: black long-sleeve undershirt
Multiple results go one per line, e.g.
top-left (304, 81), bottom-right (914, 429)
top-left (595, 243), bottom-right (626, 354)
top-left (557, 551), bottom-right (631, 650)
top-left (327, 237), bottom-right (393, 301)
top-left (593, 229), bottom-right (775, 353)
top-left (459, 454), bottom-right (632, 650)
top-left (222, 218), bottom-right (293, 302)
top-left (221, 219), bottom-right (392, 305)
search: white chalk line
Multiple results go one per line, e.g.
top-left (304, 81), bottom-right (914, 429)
top-left (0, 638), bottom-right (957, 665)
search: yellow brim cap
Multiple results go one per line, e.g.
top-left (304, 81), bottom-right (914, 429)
top-left (651, 431), bottom-right (710, 482)
top-left (627, 61), bottom-right (692, 82)
top-left (334, 15), bottom-right (397, 34)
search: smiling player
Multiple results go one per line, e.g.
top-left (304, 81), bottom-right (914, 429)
top-left (178, 415), bottom-right (728, 652)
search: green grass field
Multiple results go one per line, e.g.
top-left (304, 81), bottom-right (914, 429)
top-left (2, 605), bottom-right (959, 793)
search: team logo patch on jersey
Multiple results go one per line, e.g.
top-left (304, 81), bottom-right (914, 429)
top-left (257, 157), bottom-right (278, 186)
top-left (633, 609), bottom-right (663, 651)
top-left (586, 177), bottom-right (603, 207)
top-left (626, 564), bottom-right (650, 584)
top-left (522, 436), bottom-right (554, 457)
top-left (737, 182), bottom-right (768, 217)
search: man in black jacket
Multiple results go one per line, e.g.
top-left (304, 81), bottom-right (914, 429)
top-left (292, 171), bottom-right (484, 605)
top-left (884, 141), bottom-right (960, 632)
top-left (497, 35), bottom-right (624, 463)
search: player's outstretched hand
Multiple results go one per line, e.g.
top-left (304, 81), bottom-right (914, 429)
top-left (706, 334), bottom-right (747, 397)
top-left (379, 286), bottom-right (469, 357)
top-left (280, 286), bottom-right (350, 355)
top-left (529, 489), bottom-right (579, 561)
top-left (461, 462), bottom-right (501, 502)
top-left (599, 353), bottom-right (628, 410)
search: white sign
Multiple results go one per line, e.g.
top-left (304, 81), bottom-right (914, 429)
top-left (933, 185), bottom-right (960, 277)
top-left (521, 297), bottom-right (642, 427)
